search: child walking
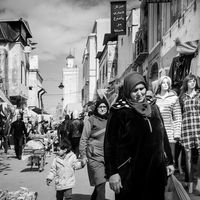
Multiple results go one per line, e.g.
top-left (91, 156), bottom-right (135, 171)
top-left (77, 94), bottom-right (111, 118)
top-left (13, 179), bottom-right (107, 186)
top-left (46, 139), bottom-right (84, 200)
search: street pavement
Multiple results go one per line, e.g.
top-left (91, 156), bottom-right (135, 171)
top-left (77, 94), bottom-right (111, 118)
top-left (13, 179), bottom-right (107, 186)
top-left (0, 149), bottom-right (114, 200)
top-left (0, 148), bottom-right (199, 200)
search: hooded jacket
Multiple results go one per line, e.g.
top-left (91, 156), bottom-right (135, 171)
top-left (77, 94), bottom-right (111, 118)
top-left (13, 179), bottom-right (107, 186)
top-left (47, 151), bottom-right (82, 191)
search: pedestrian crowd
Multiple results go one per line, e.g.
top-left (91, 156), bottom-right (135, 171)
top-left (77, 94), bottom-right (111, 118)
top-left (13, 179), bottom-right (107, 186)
top-left (0, 112), bottom-right (56, 160)
top-left (1, 72), bottom-right (200, 200)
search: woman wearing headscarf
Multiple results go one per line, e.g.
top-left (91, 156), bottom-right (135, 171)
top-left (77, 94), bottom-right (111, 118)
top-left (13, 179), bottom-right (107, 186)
top-left (79, 98), bottom-right (109, 200)
top-left (104, 71), bottom-right (174, 200)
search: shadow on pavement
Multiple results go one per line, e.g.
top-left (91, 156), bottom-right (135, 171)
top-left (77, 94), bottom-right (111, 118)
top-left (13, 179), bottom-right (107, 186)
top-left (0, 162), bottom-right (11, 173)
top-left (73, 194), bottom-right (110, 200)
top-left (7, 155), bottom-right (17, 159)
top-left (73, 194), bottom-right (90, 200)
top-left (20, 167), bottom-right (40, 172)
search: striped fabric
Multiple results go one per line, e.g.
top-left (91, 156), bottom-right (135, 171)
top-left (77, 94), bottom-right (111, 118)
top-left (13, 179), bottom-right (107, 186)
top-left (156, 91), bottom-right (182, 143)
top-left (176, 39), bottom-right (199, 54)
top-left (181, 91), bottom-right (200, 150)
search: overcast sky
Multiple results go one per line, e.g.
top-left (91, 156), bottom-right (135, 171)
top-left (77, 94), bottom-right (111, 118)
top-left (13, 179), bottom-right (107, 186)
top-left (0, 0), bottom-right (140, 116)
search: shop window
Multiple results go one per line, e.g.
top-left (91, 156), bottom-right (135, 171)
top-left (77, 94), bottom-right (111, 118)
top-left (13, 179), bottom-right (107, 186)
top-left (150, 62), bottom-right (158, 81)
top-left (105, 62), bottom-right (108, 77)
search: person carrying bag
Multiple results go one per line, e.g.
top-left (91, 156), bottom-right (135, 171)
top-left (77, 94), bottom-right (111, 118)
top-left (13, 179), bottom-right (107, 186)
top-left (165, 175), bottom-right (191, 200)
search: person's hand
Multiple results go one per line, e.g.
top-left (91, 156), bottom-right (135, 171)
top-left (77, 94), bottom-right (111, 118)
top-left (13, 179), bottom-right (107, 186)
top-left (46, 178), bottom-right (51, 186)
top-left (81, 157), bottom-right (88, 166)
top-left (166, 165), bottom-right (175, 176)
top-left (77, 159), bottom-right (86, 168)
top-left (109, 173), bottom-right (123, 194)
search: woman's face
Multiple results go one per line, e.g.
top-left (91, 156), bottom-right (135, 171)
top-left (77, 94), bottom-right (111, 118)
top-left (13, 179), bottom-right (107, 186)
top-left (97, 103), bottom-right (107, 115)
top-left (187, 78), bottom-right (196, 90)
top-left (161, 78), bottom-right (169, 91)
top-left (130, 83), bottom-right (146, 102)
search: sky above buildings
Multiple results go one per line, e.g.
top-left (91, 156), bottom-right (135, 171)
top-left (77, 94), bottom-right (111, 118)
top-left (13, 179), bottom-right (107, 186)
top-left (0, 0), bottom-right (140, 117)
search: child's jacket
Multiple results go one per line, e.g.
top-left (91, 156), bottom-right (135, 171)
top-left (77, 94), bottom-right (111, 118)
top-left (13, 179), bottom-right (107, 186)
top-left (47, 151), bottom-right (82, 190)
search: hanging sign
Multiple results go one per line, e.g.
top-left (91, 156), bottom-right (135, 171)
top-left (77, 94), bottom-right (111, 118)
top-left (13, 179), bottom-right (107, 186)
top-left (146, 0), bottom-right (172, 3)
top-left (110, 1), bottom-right (126, 35)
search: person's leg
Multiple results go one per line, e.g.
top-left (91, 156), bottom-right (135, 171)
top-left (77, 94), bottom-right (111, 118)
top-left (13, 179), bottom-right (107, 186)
top-left (91, 187), bottom-right (97, 200)
top-left (18, 137), bottom-right (24, 159)
top-left (175, 141), bottom-right (182, 169)
top-left (185, 149), bottom-right (194, 193)
top-left (178, 149), bottom-right (183, 174)
top-left (94, 182), bottom-right (106, 200)
top-left (38, 156), bottom-right (44, 172)
top-left (195, 148), bottom-right (200, 192)
top-left (170, 143), bottom-right (176, 162)
top-left (13, 137), bottom-right (18, 158)
top-left (63, 188), bottom-right (72, 200)
top-left (56, 190), bottom-right (64, 200)
top-left (0, 137), bottom-right (2, 149)
top-left (3, 135), bottom-right (8, 153)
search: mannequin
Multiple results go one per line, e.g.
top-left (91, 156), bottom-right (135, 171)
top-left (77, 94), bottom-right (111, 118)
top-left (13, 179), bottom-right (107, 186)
top-left (179, 74), bottom-right (200, 194)
top-left (155, 76), bottom-right (182, 162)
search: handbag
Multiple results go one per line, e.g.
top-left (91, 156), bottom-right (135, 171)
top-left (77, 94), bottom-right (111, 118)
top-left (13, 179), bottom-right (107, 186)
top-left (165, 175), bottom-right (191, 200)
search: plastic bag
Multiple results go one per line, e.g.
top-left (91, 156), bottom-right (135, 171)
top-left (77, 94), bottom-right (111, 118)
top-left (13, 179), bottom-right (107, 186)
top-left (172, 175), bottom-right (191, 200)
top-left (165, 175), bottom-right (179, 200)
top-left (165, 175), bottom-right (191, 200)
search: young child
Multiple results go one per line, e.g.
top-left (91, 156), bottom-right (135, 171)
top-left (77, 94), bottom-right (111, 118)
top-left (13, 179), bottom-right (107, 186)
top-left (46, 139), bottom-right (84, 200)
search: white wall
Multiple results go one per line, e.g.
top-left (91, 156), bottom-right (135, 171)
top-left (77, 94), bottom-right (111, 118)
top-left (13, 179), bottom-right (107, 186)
top-left (117, 9), bottom-right (140, 78)
top-left (161, 1), bottom-right (200, 57)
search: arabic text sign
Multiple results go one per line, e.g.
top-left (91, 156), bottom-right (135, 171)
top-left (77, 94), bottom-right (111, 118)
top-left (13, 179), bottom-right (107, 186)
top-left (110, 1), bottom-right (126, 35)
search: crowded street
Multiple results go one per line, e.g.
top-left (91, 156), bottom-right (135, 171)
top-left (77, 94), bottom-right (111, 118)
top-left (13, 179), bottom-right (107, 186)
top-left (0, 148), bottom-right (115, 200)
top-left (1, 0), bottom-right (200, 200)
top-left (1, 147), bottom-right (200, 200)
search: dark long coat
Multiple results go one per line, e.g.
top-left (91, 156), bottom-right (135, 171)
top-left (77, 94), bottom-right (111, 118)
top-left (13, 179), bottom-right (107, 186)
top-left (104, 100), bottom-right (173, 200)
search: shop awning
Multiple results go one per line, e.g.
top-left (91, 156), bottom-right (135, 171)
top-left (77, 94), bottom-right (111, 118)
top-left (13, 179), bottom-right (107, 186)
top-left (0, 89), bottom-right (13, 106)
top-left (176, 38), bottom-right (199, 54)
top-left (0, 18), bottom-right (32, 42)
top-left (29, 106), bottom-right (50, 115)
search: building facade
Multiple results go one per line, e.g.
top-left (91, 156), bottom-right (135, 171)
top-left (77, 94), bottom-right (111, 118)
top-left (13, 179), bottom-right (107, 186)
top-left (82, 18), bottom-right (110, 106)
top-left (137, 0), bottom-right (200, 91)
top-left (28, 55), bottom-right (45, 109)
top-left (0, 19), bottom-right (33, 121)
top-left (62, 53), bottom-right (82, 115)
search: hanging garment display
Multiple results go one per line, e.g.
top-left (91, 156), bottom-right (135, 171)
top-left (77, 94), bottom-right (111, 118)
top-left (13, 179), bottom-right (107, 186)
top-left (168, 54), bottom-right (194, 94)
top-left (190, 41), bottom-right (200, 87)
top-left (168, 38), bottom-right (199, 94)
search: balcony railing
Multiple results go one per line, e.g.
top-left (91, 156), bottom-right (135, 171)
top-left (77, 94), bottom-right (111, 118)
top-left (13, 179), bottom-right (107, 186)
top-left (134, 21), bottom-right (148, 66)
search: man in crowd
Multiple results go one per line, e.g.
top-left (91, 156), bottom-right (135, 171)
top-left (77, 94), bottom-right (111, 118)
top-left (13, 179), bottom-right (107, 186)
top-left (57, 114), bottom-right (71, 143)
top-left (9, 114), bottom-right (27, 160)
top-left (0, 116), bottom-right (10, 154)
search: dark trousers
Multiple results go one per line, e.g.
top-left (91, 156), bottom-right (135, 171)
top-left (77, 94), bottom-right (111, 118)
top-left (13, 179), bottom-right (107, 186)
top-left (175, 141), bottom-right (184, 168)
top-left (69, 137), bottom-right (80, 158)
top-left (1, 135), bottom-right (9, 153)
top-left (91, 182), bottom-right (106, 200)
top-left (56, 188), bottom-right (72, 200)
top-left (14, 137), bottom-right (24, 158)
